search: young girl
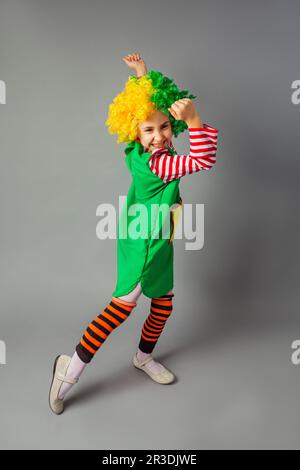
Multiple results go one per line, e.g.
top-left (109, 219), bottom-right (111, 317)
top-left (49, 53), bottom-right (219, 415)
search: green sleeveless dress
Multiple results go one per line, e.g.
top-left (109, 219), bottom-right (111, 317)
top-left (111, 140), bottom-right (182, 299)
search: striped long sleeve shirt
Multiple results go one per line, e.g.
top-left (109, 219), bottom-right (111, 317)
top-left (147, 124), bottom-right (218, 183)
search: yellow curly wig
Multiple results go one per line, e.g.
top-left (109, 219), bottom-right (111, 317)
top-left (105, 75), bottom-right (156, 144)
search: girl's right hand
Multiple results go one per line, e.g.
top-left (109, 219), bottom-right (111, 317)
top-left (122, 53), bottom-right (148, 76)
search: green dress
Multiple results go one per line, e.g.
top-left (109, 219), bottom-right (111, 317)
top-left (112, 139), bottom-right (183, 299)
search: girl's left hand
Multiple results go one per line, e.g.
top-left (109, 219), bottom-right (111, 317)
top-left (168, 98), bottom-right (200, 124)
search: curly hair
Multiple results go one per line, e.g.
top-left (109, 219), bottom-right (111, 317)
top-left (105, 69), bottom-right (196, 144)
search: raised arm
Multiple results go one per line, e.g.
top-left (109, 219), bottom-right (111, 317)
top-left (122, 52), bottom-right (148, 77)
top-left (148, 124), bottom-right (218, 183)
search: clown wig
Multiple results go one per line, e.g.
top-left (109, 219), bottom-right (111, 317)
top-left (105, 69), bottom-right (196, 144)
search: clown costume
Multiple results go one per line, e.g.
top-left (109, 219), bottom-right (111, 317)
top-left (49, 55), bottom-right (219, 415)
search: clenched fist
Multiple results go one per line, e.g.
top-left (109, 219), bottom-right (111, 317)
top-left (168, 98), bottom-right (203, 127)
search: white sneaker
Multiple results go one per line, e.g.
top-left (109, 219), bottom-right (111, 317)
top-left (49, 354), bottom-right (79, 415)
top-left (133, 353), bottom-right (175, 384)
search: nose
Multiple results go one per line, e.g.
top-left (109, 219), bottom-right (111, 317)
top-left (153, 129), bottom-right (164, 143)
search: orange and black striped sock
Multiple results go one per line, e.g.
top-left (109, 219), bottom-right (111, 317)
top-left (76, 298), bottom-right (136, 363)
top-left (138, 294), bottom-right (174, 354)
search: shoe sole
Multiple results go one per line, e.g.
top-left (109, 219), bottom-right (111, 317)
top-left (48, 354), bottom-right (63, 415)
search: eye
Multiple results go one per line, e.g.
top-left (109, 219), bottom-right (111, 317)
top-left (143, 123), bottom-right (169, 133)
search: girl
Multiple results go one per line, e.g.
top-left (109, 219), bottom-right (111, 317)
top-left (49, 53), bottom-right (219, 414)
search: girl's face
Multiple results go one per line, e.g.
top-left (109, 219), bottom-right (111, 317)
top-left (137, 110), bottom-right (173, 151)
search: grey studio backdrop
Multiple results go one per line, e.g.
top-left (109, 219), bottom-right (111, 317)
top-left (0, 0), bottom-right (299, 450)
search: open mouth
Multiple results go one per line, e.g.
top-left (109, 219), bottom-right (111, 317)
top-left (151, 143), bottom-right (166, 148)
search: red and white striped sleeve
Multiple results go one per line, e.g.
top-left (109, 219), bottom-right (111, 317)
top-left (148, 124), bottom-right (219, 183)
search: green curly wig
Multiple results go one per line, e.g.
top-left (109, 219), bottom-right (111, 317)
top-left (105, 69), bottom-right (196, 144)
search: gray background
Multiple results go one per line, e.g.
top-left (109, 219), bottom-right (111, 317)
top-left (0, 0), bottom-right (300, 450)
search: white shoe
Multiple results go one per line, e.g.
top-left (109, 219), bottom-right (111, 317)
top-left (49, 354), bottom-right (79, 415)
top-left (133, 353), bottom-right (175, 384)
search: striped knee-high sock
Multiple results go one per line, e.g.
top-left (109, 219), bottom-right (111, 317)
top-left (138, 294), bottom-right (174, 354)
top-left (76, 298), bottom-right (136, 363)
